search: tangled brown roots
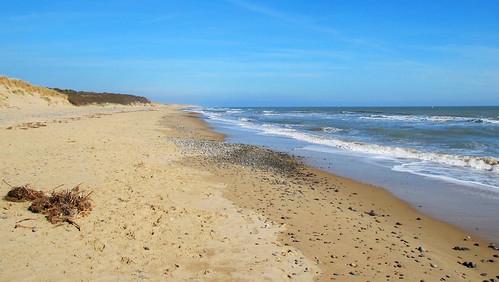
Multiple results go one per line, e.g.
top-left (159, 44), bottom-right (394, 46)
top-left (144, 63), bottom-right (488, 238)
top-left (5, 185), bottom-right (45, 202)
top-left (4, 181), bottom-right (92, 230)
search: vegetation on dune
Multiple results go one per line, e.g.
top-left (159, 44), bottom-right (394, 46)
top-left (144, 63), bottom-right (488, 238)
top-left (0, 76), bottom-right (68, 104)
top-left (51, 88), bottom-right (151, 106)
top-left (1, 76), bottom-right (151, 106)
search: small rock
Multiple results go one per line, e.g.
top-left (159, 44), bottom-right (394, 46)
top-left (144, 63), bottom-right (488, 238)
top-left (430, 263), bottom-right (437, 268)
top-left (488, 243), bottom-right (499, 251)
top-left (462, 261), bottom-right (477, 268)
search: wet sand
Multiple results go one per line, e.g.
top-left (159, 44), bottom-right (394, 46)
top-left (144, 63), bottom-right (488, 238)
top-left (206, 121), bottom-right (499, 244)
top-left (173, 110), bottom-right (499, 281)
top-left (0, 105), bottom-right (498, 281)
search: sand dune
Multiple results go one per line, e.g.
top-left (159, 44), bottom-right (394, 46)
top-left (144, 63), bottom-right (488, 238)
top-left (0, 77), bottom-right (152, 128)
top-left (0, 76), bottom-right (70, 109)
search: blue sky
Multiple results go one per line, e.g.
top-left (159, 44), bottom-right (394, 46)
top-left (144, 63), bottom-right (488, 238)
top-left (1, 0), bottom-right (498, 106)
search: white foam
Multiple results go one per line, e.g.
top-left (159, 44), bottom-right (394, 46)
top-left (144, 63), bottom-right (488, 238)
top-left (262, 110), bottom-right (278, 116)
top-left (230, 119), bottom-right (498, 174)
top-left (322, 127), bottom-right (343, 133)
top-left (226, 110), bottom-right (242, 114)
top-left (392, 162), bottom-right (499, 191)
top-left (200, 110), bottom-right (499, 176)
top-left (482, 118), bottom-right (499, 124)
top-left (359, 114), bottom-right (499, 124)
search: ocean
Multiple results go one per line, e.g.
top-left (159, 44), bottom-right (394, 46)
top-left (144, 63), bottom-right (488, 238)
top-left (196, 106), bottom-right (499, 189)
top-left (193, 106), bottom-right (499, 241)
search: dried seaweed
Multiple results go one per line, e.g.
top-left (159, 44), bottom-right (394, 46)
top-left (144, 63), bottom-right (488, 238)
top-left (3, 180), bottom-right (45, 202)
top-left (31, 186), bottom-right (92, 226)
top-left (4, 185), bottom-right (45, 202)
top-left (4, 181), bottom-right (92, 230)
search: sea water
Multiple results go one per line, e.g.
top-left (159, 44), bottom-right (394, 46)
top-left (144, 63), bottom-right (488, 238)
top-left (192, 106), bottom-right (499, 242)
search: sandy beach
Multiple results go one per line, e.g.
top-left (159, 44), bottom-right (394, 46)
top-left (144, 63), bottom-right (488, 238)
top-left (0, 80), bottom-right (498, 281)
top-left (2, 1), bottom-right (498, 280)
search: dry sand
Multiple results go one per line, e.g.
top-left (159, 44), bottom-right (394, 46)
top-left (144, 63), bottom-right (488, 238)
top-left (0, 83), bottom-right (498, 281)
top-left (0, 105), bottom-right (317, 281)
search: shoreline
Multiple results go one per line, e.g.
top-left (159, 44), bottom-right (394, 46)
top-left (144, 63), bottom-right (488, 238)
top-left (1, 105), bottom-right (497, 281)
top-left (195, 109), bottom-right (497, 241)
top-left (181, 108), bottom-right (499, 281)
top-left (198, 109), bottom-right (499, 243)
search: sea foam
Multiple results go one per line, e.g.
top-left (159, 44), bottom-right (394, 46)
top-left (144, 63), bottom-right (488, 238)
top-left (201, 110), bottom-right (499, 175)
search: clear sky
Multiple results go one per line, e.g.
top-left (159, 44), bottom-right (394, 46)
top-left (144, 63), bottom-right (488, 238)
top-left (1, 0), bottom-right (498, 106)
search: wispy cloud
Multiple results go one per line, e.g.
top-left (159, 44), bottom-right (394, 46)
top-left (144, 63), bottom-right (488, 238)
top-left (140, 14), bottom-right (178, 25)
top-left (425, 44), bottom-right (499, 60)
top-left (225, 0), bottom-right (339, 35)
top-left (403, 44), bottom-right (499, 69)
top-left (225, 0), bottom-right (393, 51)
top-left (254, 48), bottom-right (353, 60)
top-left (5, 11), bottom-right (115, 22)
